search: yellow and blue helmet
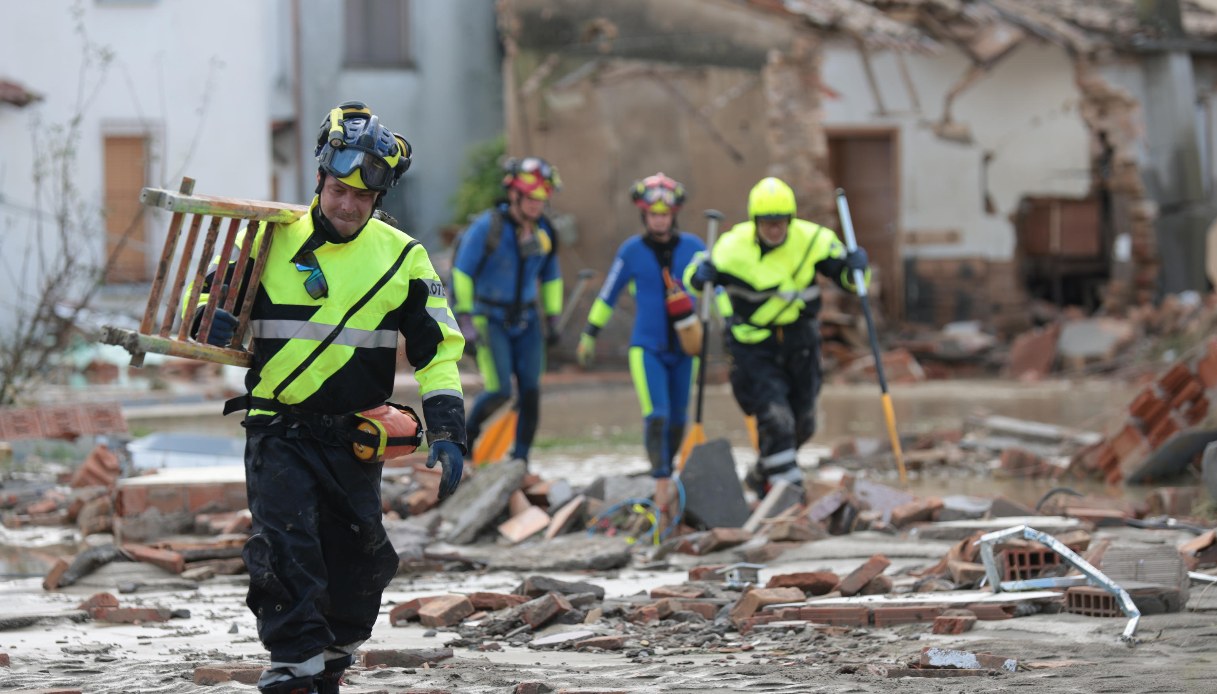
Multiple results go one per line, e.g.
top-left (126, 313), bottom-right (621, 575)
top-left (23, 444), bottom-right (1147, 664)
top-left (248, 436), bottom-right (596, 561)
top-left (315, 101), bottom-right (411, 192)
top-left (503, 156), bottom-right (561, 201)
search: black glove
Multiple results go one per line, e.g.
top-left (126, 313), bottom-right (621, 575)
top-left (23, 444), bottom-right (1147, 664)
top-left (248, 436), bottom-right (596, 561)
top-left (426, 440), bottom-right (464, 500)
top-left (207, 309), bottom-right (239, 347)
top-left (545, 314), bottom-right (561, 348)
top-left (845, 247), bottom-right (868, 273)
top-left (691, 259), bottom-right (718, 287)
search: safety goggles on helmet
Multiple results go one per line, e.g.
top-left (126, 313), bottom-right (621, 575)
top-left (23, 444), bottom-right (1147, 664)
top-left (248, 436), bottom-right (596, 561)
top-left (318, 145), bottom-right (394, 191)
top-left (315, 109), bottom-right (411, 193)
top-left (293, 250), bottom-right (329, 300)
top-left (505, 156), bottom-right (561, 200)
top-left (631, 173), bottom-right (685, 213)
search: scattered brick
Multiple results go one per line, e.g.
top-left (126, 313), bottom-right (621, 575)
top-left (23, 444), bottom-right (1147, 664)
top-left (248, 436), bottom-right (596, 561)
top-left (467, 592), bottom-right (529, 612)
top-left (921, 646), bottom-right (1018, 672)
top-left (933, 609), bottom-right (978, 634)
top-left (361, 647), bottom-right (453, 668)
top-left (575, 635), bottom-right (625, 651)
top-left (41, 558), bottom-right (70, 592)
top-left (192, 663), bottom-right (262, 685)
top-left (687, 564), bottom-right (726, 582)
top-left (872, 605), bottom-right (945, 627)
top-left (77, 592), bottom-right (120, 618)
top-left (93, 607), bottom-right (172, 624)
top-left (799, 605), bottom-right (870, 627)
top-left (518, 592), bottom-right (573, 629)
top-left (122, 544), bottom-right (186, 575)
top-left (390, 596), bottom-right (441, 626)
top-left (765, 571), bottom-right (839, 595)
top-left (650, 585), bottom-right (707, 599)
top-left (728, 587), bottom-right (805, 626)
top-left (693, 527), bottom-right (753, 555)
top-left (418, 594), bottom-right (475, 628)
top-left (838, 554), bottom-right (891, 596)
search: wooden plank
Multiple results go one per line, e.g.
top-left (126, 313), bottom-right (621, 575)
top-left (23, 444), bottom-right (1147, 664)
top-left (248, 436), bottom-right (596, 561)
top-left (140, 187), bottom-right (308, 223)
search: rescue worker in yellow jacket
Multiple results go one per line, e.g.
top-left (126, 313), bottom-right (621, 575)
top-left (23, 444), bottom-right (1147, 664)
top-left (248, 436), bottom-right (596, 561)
top-left (686, 177), bottom-right (868, 498)
top-left (187, 102), bottom-right (466, 694)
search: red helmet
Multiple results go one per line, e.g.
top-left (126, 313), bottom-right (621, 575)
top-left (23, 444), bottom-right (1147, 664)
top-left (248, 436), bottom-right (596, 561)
top-left (631, 173), bottom-right (686, 214)
top-left (503, 156), bottom-right (561, 201)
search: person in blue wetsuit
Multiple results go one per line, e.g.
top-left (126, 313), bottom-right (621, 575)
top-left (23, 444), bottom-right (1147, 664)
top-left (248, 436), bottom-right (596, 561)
top-left (452, 157), bottom-right (563, 467)
top-left (576, 173), bottom-right (705, 515)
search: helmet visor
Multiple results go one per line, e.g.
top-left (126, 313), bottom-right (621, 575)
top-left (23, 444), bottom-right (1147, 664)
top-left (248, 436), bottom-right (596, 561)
top-left (320, 146), bottom-right (392, 191)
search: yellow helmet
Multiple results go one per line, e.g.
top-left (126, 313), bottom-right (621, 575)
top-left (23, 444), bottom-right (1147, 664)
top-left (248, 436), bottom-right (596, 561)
top-left (315, 101), bottom-right (411, 192)
top-left (747, 177), bottom-right (796, 221)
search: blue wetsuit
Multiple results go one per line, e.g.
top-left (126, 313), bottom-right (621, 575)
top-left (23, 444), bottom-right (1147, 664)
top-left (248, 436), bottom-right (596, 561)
top-left (452, 203), bottom-right (562, 462)
top-left (584, 231), bottom-right (706, 477)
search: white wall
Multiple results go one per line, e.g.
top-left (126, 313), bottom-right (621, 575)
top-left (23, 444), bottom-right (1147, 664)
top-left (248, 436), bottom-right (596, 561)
top-left (0, 1), bottom-right (271, 329)
top-left (820, 40), bottom-right (1091, 260)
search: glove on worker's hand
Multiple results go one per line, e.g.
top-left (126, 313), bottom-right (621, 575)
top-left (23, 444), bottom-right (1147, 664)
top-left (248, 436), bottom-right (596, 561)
top-left (844, 247), bottom-right (869, 273)
top-left (576, 332), bottom-right (596, 368)
top-left (691, 260), bottom-right (718, 288)
top-left (456, 313), bottom-right (478, 356)
top-left (426, 440), bottom-right (464, 500)
top-left (207, 309), bottom-right (240, 347)
top-left (545, 314), bottom-right (561, 348)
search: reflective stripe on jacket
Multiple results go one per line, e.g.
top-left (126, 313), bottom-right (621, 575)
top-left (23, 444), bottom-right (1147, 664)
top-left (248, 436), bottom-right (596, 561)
top-left (187, 198), bottom-right (466, 443)
top-left (687, 218), bottom-right (852, 345)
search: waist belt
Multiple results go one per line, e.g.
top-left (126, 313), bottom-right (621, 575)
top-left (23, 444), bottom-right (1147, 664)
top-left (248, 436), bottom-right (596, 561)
top-left (476, 297), bottom-right (530, 311)
top-left (222, 394), bottom-right (379, 448)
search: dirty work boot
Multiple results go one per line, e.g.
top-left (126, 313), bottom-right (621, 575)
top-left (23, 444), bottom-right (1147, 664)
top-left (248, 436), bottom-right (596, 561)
top-left (259, 675), bottom-right (317, 694)
top-left (314, 654), bottom-right (353, 694)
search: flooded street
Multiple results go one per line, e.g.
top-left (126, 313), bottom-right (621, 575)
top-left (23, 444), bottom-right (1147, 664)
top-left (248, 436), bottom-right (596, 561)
top-left (123, 374), bottom-right (1142, 508)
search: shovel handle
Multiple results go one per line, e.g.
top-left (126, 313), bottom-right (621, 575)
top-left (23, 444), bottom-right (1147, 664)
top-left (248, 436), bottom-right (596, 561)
top-left (701, 210), bottom-right (723, 322)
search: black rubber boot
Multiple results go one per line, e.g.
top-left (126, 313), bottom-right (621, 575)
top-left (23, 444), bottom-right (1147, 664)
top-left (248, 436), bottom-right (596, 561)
top-left (314, 655), bottom-right (353, 694)
top-left (259, 675), bottom-right (317, 694)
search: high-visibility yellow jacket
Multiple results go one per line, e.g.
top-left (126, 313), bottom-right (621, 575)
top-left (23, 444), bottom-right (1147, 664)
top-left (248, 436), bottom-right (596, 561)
top-left (188, 199), bottom-right (466, 446)
top-left (685, 218), bottom-right (865, 345)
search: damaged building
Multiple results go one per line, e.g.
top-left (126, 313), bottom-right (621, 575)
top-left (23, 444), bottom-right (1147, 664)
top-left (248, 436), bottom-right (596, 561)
top-left (498, 0), bottom-right (1217, 345)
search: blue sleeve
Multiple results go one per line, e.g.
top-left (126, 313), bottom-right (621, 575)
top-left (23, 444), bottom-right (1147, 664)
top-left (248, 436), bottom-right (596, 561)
top-left (453, 213), bottom-right (490, 277)
top-left (596, 242), bottom-right (635, 308)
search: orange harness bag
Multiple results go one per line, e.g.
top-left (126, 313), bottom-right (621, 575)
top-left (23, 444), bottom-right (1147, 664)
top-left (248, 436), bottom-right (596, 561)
top-left (351, 402), bottom-right (423, 463)
top-left (663, 268), bottom-right (703, 357)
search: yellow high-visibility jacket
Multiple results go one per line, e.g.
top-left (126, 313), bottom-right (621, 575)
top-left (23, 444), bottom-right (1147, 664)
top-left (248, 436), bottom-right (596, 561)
top-left (685, 218), bottom-right (866, 345)
top-left (187, 199), bottom-right (466, 446)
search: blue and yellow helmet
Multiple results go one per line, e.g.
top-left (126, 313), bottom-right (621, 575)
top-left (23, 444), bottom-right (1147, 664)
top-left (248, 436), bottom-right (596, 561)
top-left (315, 101), bottom-right (411, 192)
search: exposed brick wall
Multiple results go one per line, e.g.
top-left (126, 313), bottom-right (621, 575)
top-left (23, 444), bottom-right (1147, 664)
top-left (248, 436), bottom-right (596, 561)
top-left (904, 257), bottom-right (1030, 334)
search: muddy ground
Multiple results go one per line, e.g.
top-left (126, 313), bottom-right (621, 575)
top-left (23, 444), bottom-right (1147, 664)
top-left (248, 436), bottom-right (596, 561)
top-left (3, 377), bottom-right (1214, 693)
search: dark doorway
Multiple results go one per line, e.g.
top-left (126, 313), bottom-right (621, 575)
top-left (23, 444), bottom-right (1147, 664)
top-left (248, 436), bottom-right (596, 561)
top-left (828, 130), bottom-right (902, 319)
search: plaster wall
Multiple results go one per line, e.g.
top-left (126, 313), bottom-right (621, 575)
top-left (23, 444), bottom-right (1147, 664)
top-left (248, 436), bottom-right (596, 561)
top-left (820, 40), bottom-right (1092, 260)
top-left (0, 1), bottom-right (272, 330)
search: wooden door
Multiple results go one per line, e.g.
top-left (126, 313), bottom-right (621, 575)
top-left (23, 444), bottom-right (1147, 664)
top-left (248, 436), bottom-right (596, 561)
top-left (827, 131), bottom-right (901, 319)
top-left (103, 135), bottom-right (149, 283)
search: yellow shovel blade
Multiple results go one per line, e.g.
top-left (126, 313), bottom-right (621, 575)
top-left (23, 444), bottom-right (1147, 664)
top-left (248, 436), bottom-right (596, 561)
top-left (744, 415), bottom-right (759, 451)
top-left (677, 423), bottom-right (706, 473)
top-left (473, 410), bottom-right (516, 465)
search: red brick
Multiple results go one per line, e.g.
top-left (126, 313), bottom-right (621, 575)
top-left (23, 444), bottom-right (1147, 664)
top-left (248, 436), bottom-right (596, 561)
top-left (417, 594), bottom-right (475, 628)
top-left (575, 635), bottom-right (625, 650)
top-left (518, 592), bottom-right (573, 629)
top-left (966, 603), bottom-right (1016, 620)
top-left (679, 601), bottom-right (721, 620)
top-left (1195, 344), bottom-right (1217, 388)
top-left (1158, 363), bottom-right (1194, 397)
top-left (1168, 378), bottom-right (1204, 409)
top-left (467, 592), bottom-right (529, 612)
top-left (93, 607), bottom-right (172, 623)
top-left (628, 604), bottom-right (660, 624)
top-left (872, 605), bottom-right (944, 627)
top-left (729, 587), bottom-right (805, 626)
top-left (838, 555), bottom-right (891, 596)
top-left (799, 605), bottom-right (870, 626)
top-left (688, 564), bottom-right (727, 582)
top-left (0, 653), bottom-right (9, 667)
top-left (890, 498), bottom-right (944, 526)
top-left (390, 596), bottom-right (441, 625)
top-left (650, 584), bottom-right (708, 599)
top-left (361, 648), bottom-right (453, 668)
top-left (122, 544), bottom-right (185, 574)
top-left (858, 575), bottom-right (894, 595)
top-left (193, 663), bottom-right (263, 685)
top-left (77, 592), bottom-right (120, 618)
top-left (1128, 386), bottom-right (1169, 424)
top-left (765, 571), bottom-right (839, 595)
top-left (932, 609), bottom-right (977, 634)
top-left (42, 558), bottom-right (70, 592)
top-left (693, 527), bottom-right (753, 555)
top-left (498, 506), bottom-right (551, 544)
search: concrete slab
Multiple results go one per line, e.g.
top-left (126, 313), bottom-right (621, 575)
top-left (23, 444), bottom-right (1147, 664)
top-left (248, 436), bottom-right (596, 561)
top-left (450, 534), bottom-right (631, 572)
top-left (678, 439), bottom-right (750, 529)
top-left (441, 458), bottom-right (527, 545)
top-left (907, 517), bottom-right (1084, 542)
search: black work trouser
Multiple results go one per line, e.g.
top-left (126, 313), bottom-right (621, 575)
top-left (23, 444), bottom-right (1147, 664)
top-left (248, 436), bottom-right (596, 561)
top-left (727, 322), bottom-right (822, 478)
top-left (242, 415), bottom-right (399, 665)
